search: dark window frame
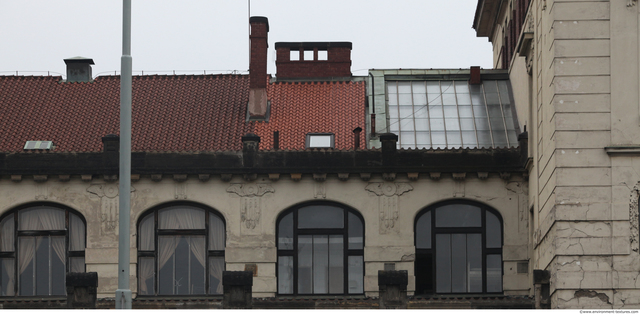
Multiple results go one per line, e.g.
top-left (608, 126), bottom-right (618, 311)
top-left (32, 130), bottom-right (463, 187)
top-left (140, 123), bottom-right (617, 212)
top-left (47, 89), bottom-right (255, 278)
top-left (414, 200), bottom-right (503, 295)
top-left (0, 202), bottom-right (87, 297)
top-left (276, 201), bottom-right (364, 296)
top-left (136, 201), bottom-right (225, 297)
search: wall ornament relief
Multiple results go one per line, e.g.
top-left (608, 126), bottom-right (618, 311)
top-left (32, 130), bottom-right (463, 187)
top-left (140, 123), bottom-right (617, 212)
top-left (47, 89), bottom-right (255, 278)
top-left (87, 183), bottom-right (135, 236)
top-left (227, 184), bottom-right (274, 231)
top-left (365, 182), bottom-right (413, 233)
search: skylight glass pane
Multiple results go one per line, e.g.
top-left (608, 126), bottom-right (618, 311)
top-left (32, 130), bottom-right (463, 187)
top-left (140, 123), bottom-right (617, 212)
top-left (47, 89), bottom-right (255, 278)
top-left (386, 79), bottom-right (518, 150)
top-left (309, 135), bottom-right (332, 148)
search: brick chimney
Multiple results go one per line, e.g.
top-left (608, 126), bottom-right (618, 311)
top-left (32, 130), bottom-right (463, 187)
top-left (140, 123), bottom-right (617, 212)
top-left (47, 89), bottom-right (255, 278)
top-left (275, 42), bottom-right (352, 79)
top-left (248, 16), bottom-right (269, 120)
top-left (64, 57), bottom-right (94, 83)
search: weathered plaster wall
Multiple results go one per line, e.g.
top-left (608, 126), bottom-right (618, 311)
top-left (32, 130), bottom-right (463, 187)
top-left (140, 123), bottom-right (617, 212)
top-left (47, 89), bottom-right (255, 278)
top-left (0, 172), bottom-right (529, 299)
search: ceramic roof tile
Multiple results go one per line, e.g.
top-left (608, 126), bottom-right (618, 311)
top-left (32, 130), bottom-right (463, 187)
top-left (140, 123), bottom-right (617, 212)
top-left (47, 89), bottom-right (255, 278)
top-left (0, 75), bottom-right (255, 152)
top-left (0, 75), bottom-right (365, 153)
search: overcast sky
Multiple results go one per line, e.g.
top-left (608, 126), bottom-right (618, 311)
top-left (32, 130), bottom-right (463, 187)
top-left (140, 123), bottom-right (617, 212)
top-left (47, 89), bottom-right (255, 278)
top-left (0, 0), bottom-right (494, 78)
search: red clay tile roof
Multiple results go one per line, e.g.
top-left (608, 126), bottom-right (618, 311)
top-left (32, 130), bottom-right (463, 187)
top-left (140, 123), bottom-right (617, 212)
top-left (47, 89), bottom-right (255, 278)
top-left (256, 80), bottom-right (365, 150)
top-left (0, 75), bottom-right (365, 153)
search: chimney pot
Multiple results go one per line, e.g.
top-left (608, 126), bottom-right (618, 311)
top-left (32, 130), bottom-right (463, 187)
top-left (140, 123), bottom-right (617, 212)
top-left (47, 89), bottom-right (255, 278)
top-left (469, 66), bottom-right (481, 85)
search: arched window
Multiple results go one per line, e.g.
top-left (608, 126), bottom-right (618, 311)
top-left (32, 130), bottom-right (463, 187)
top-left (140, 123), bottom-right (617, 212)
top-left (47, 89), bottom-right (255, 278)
top-left (277, 202), bottom-right (364, 295)
top-left (414, 201), bottom-right (503, 294)
top-left (0, 203), bottom-right (86, 296)
top-left (137, 203), bottom-right (225, 296)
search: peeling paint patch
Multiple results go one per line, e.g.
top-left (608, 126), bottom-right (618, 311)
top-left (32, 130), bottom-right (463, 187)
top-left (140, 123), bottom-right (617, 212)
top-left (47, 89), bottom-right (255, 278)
top-left (574, 290), bottom-right (611, 305)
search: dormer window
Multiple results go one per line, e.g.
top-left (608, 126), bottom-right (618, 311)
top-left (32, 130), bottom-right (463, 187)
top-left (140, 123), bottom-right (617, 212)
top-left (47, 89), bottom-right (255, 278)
top-left (306, 133), bottom-right (334, 148)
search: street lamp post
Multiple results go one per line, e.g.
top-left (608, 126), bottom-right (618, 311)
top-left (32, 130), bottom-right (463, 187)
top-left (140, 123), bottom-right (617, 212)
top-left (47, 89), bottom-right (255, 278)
top-left (116, 0), bottom-right (133, 309)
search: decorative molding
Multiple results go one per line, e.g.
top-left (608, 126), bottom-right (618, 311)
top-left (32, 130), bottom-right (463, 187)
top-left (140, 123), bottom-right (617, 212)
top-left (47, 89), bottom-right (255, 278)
top-left (359, 173), bottom-right (371, 181)
top-left (58, 174), bottom-right (70, 182)
top-left (628, 0), bottom-right (637, 7)
top-left (35, 184), bottom-right (48, 200)
top-left (103, 174), bottom-right (117, 182)
top-left (313, 173), bottom-right (327, 182)
top-left (198, 174), bottom-right (210, 182)
top-left (429, 172), bottom-right (441, 180)
top-left (227, 183), bottom-right (274, 232)
top-left (268, 173), bottom-right (280, 181)
top-left (366, 182), bottom-right (413, 234)
top-left (407, 173), bottom-right (419, 181)
top-left (175, 182), bottom-right (187, 199)
top-left (382, 173), bottom-right (396, 181)
top-left (338, 173), bottom-right (349, 181)
top-left (500, 172), bottom-right (511, 180)
top-left (151, 174), bottom-right (162, 182)
top-left (10, 175), bottom-right (22, 182)
top-left (131, 174), bottom-right (140, 182)
top-left (314, 182), bottom-right (326, 199)
top-left (243, 173), bottom-right (257, 181)
top-left (87, 183), bottom-right (136, 237)
top-left (477, 172), bottom-right (489, 180)
top-left (173, 174), bottom-right (187, 183)
top-left (81, 174), bottom-right (93, 182)
top-left (33, 175), bottom-right (48, 182)
top-left (221, 174), bottom-right (233, 182)
top-left (452, 173), bottom-right (466, 181)
top-left (290, 173), bottom-right (302, 181)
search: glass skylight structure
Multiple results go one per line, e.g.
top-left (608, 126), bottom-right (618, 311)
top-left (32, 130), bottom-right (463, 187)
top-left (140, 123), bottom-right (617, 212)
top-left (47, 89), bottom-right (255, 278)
top-left (387, 80), bottom-right (518, 149)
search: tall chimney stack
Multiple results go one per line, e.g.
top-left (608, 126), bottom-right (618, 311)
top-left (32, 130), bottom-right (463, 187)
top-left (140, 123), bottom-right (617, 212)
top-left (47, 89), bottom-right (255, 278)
top-left (248, 16), bottom-right (269, 120)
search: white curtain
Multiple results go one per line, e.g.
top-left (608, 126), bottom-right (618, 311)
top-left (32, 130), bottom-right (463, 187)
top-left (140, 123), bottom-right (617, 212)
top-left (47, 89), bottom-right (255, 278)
top-left (159, 207), bottom-right (204, 229)
top-left (138, 257), bottom-right (155, 295)
top-left (1, 216), bottom-right (14, 252)
top-left (209, 215), bottom-right (225, 250)
top-left (69, 214), bottom-right (85, 252)
top-left (18, 237), bottom-right (37, 285)
top-left (157, 237), bottom-right (177, 276)
top-left (19, 207), bottom-right (64, 231)
top-left (209, 257), bottom-right (224, 294)
top-left (2, 259), bottom-right (15, 296)
top-left (139, 214), bottom-right (154, 251)
top-left (190, 237), bottom-right (205, 268)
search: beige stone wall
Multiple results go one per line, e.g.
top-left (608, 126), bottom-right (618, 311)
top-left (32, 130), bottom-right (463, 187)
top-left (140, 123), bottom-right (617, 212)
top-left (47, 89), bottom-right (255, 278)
top-left (0, 173), bottom-right (529, 299)
top-left (491, 0), bottom-right (640, 308)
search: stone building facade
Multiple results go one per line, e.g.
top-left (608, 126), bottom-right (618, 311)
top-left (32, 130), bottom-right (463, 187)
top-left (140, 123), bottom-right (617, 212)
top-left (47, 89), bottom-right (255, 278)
top-left (474, 0), bottom-right (640, 308)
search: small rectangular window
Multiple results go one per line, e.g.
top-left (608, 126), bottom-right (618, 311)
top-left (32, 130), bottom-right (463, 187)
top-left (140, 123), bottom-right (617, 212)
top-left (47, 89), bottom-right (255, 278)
top-left (304, 50), bottom-right (313, 61)
top-left (290, 50), bottom-right (300, 61)
top-left (306, 133), bottom-right (334, 148)
top-left (318, 50), bottom-right (328, 61)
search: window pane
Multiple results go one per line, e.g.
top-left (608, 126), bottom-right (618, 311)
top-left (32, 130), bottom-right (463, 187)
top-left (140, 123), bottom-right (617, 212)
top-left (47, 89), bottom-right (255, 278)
top-left (19, 237), bottom-right (35, 296)
top-left (348, 256), bottom-right (363, 294)
top-left (278, 256), bottom-right (293, 294)
top-left (429, 105), bottom-right (443, 118)
top-left (467, 234), bottom-right (482, 293)
top-left (298, 206), bottom-right (343, 229)
top-left (297, 235), bottom-right (312, 294)
top-left (443, 106), bottom-right (458, 118)
top-left (313, 235), bottom-right (328, 294)
top-left (190, 237), bottom-right (206, 295)
top-left (398, 94), bottom-right (412, 106)
top-left (414, 253), bottom-right (432, 295)
top-left (19, 208), bottom-right (64, 230)
top-left (69, 213), bottom-right (85, 251)
top-left (70, 256), bottom-right (86, 274)
top-left (1, 215), bottom-right (14, 252)
top-left (388, 105), bottom-right (399, 118)
top-left (415, 212), bottom-right (431, 249)
top-left (456, 92), bottom-right (472, 105)
top-left (309, 135), bottom-right (332, 148)
top-left (487, 254), bottom-right (502, 292)
top-left (174, 237), bottom-right (190, 295)
top-left (348, 212), bottom-right (363, 250)
top-left (435, 204), bottom-right (481, 227)
top-left (159, 207), bottom-right (205, 229)
top-left (397, 82), bottom-right (411, 94)
top-left (278, 213), bottom-right (294, 250)
top-left (458, 105), bottom-right (473, 117)
top-left (209, 214), bottom-right (225, 251)
top-left (441, 81), bottom-right (455, 93)
top-left (209, 256), bottom-right (224, 295)
top-left (158, 237), bottom-right (175, 295)
top-left (486, 212), bottom-right (502, 249)
top-left (412, 81), bottom-right (426, 94)
top-left (413, 93), bottom-right (427, 107)
top-left (51, 237), bottom-right (65, 295)
top-left (139, 213), bottom-right (154, 251)
top-left (461, 131), bottom-right (477, 148)
top-left (1, 258), bottom-right (15, 296)
top-left (451, 234), bottom-right (467, 293)
top-left (35, 237), bottom-right (49, 295)
top-left (414, 119), bottom-right (429, 131)
top-left (435, 234), bottom-right (451, 293)
top-left (329, 236), bottom-right (344, 294)
top-left (398, 106), bottom-right (414, 119)
top-left (442, 93), bottom-right (457, 105)
top-left (139, 257), bottom-right (155, 295)
top-left (447, 131), bottom-right (462, 148)
top-left (387, 81), bottom-right (397, 94)
top-left (400, 132), bottom-right (415, 145)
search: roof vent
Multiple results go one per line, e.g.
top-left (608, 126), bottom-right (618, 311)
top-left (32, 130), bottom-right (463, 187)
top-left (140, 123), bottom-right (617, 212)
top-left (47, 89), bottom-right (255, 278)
top-left (24, 141), bottom-right (54, 150)
top-left (64, 57), bottom-right (94, 83)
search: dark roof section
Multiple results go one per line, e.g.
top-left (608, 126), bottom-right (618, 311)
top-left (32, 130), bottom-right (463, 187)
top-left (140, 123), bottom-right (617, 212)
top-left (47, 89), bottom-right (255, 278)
top-left (275, 42), bottom-right (353, 50)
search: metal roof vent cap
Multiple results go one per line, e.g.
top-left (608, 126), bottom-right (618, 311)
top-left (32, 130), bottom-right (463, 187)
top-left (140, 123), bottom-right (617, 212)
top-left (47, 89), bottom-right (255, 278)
top-left (64, 57), bottom-right (95, 83)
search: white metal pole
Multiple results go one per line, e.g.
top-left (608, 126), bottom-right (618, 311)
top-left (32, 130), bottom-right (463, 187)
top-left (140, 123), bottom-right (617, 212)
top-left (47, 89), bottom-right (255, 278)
top-left (116, 0), bottom-right (133, 309)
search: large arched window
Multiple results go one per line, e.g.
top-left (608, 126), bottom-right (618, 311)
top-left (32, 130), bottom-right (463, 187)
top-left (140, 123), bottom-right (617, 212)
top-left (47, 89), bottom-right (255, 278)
top-left (137, 203), bottom-right (225, 296)
top-left (0, 203), bottom-right (86, 296)
top-left (277, 202), bottom-right (364, 295)
top-left (414, 201), bottom-right (503, 294)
